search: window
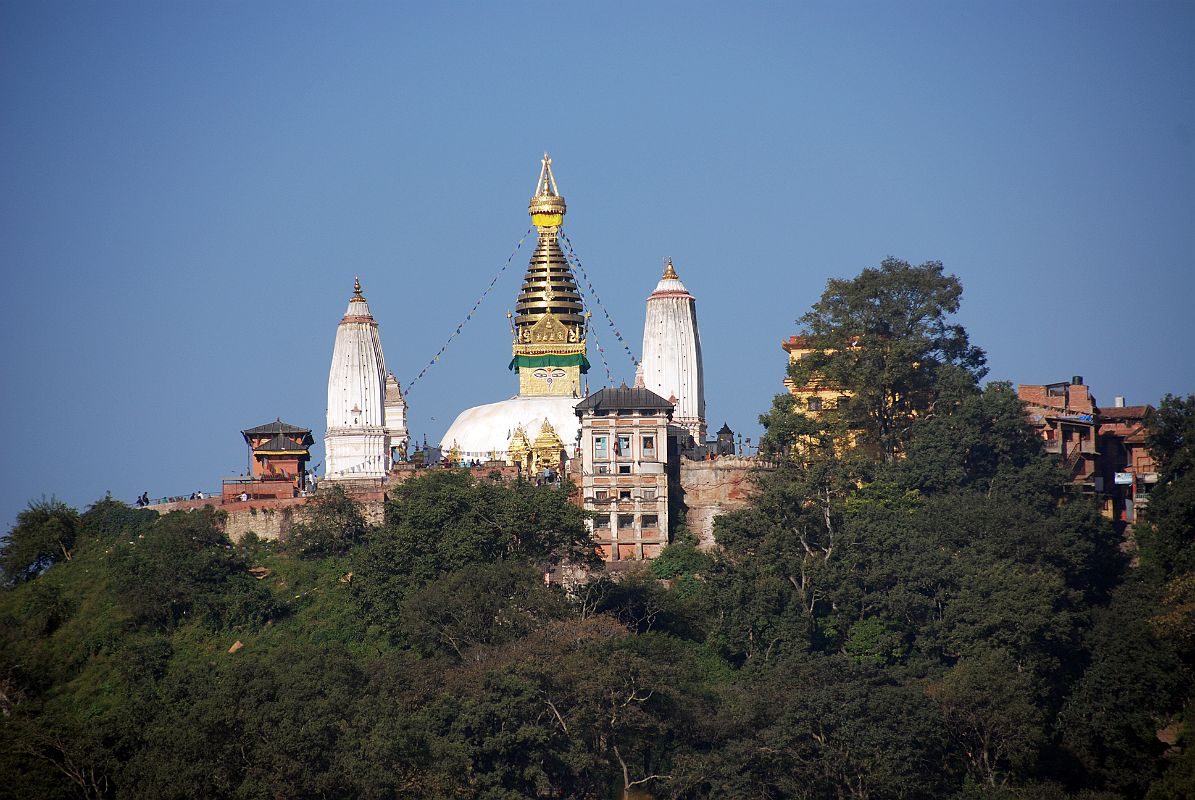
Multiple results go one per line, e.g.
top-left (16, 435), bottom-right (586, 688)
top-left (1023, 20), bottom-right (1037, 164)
top-left (617, 515), bottom-right (635, 529)
top-left (597, 464), bottom-right (610, 475)
top-left (616, 435), bottom-right (631, 457)
top-left (642, 488), bottom-right (656, 501)
top-left (618, 465), bottom-right (632, 475)
top-left (642, 514), bottom-right (658, 529)
top-left (836, 396), bottom-right (851, 410)
top-left (807, 397), bottom-right (823, 411)
top-left (593, 514), bottom-right (610, 529)
top-left (594, 435), bottom-right (608, 460)
top-left (595, 490), bottom-right (608, 500)
top-left (641, 435), bottom-right (656, 460)
top-left (619, 490), bottom-right (632, 500)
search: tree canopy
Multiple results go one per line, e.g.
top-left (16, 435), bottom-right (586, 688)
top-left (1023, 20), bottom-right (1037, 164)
top-left (2, 269), bottom-right (1191, 799)
top-left (763, 257), bottom-right (987, 461)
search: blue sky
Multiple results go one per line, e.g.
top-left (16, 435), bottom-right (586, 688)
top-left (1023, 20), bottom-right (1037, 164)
top-left (2, 1), bottom-right (1193, 528)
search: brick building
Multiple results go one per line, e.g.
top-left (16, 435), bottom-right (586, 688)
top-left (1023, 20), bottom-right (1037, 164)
top-left (1017, 377), bottom-right (1157, 535)
top-left (223, 419), bottom-right (314, 502)
top-left (1096, 399), bottom-right (1157, 528)
top-left (1018, 377), bottom-right (1100, 484)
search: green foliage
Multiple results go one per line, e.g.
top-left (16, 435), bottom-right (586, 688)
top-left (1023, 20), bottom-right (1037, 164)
top-left (893, 381), bottom-right (1046, 493)
top-left (930, 647), bottom-right (1047, 786)
top-left (844, 617), bottom-right (908, 666)
top-left (1058, 580), bottom-right (1188, 796)
top-left (1, 497), bottom-right (79, 585)
top-left (283, 483), bottom-right (369, 558)
top-left (399, 562), bottom-right (566, 659)
top-left (108, 508), bottom-right (276, 631)
top-left (0, 383), bottom-right (1190, 797)
top-left (1140, 394), bottom-right (1195, 578)
top-left (678, 654), bottom-right (955, 798)
top-left (355, 471), bottom-right (593, 638)
top-left (776, 257), bottom-right (988, 461)
top-left (649, 534), bottom-right (715, 609)
top-left (77, 494), bottom-right (156, 542)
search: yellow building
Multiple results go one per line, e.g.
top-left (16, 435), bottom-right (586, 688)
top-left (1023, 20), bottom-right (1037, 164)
top-left (782, 335), bottom-right (853, 415)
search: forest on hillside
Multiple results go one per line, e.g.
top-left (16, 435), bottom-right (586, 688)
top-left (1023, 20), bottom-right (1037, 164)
top-left (2, 260), bottom-right (1193, 799)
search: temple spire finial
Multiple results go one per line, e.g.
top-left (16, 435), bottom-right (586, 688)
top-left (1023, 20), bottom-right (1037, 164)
top-left (353, 276), bottom-right (364, 299)
top-left (662, 257), bottom-right (678, 280)
top-left (529, 153), bottom-right (566, 225)
top-left (535, 151), bottom-right (558, 197)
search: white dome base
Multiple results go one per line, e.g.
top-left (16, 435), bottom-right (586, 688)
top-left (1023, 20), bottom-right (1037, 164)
top-left (440, 395), bottom-right (581, 461)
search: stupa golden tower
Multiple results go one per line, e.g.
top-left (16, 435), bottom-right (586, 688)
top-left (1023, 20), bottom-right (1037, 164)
top-left (440, 154), bottom-right (590, 462)
top-left (509, 153), bottom-right (589, 397)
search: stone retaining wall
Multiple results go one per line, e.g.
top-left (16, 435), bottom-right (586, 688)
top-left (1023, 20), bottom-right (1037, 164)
top-left (677, 457), bottom-right (772, 548)
top-left (149, 486), bottom-right (384, 543)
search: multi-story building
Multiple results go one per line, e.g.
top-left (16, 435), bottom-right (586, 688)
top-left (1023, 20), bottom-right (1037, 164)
top-left (574, 386), bottom-right (674, 562)
top-left (1018, 377), bottom-right (1100, 485)
top-left (1018, 377), bottom-right (1158, 536)
top-left (1096, 398), bottom-right (1157, 528)
top-left (781, 335), bottom-right (853, 414)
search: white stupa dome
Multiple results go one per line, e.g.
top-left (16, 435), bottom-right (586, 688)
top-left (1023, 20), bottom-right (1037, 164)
top-left (440, 395), bottom-right (580, 461)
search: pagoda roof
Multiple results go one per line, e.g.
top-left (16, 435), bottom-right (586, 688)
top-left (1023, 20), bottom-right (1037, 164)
top-left (242, 419), bottom-right (314, 447)
top-left (717, 422), bottom-right (734, 435)
top-left (242, 418), bottom-right (312, 437)
top-left (575, 385), bottom-right (673, 415)
top-left (251, 433), bottom-right (313, 454)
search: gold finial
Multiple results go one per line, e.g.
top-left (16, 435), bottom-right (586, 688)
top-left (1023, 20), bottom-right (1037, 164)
top-left (529, 152), bottom-right (566, 225)
top-left (662, 257), bottom-right (678, 280)
top-left (352, 276), bottom-right (365, 300)
top-left (534, 151), bottom-right (558, 196)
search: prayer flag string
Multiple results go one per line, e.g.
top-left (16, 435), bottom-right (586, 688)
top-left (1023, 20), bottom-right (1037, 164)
top-left (558, 229), bottom-right (640, 368)
top-left (405, 227), bottom-right (533, 393)
top-left (586, 319), bottom-right (616, 387)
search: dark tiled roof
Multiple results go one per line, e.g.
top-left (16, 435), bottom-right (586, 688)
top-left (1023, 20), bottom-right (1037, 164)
top-left (717, 422), bottom-right (733, 435)
top-left (252, 433), bottom-right (312, 453)
top-left (242, 418), bottom-right (312, 437)
top-left (575, 386), bottom-right (673, 414)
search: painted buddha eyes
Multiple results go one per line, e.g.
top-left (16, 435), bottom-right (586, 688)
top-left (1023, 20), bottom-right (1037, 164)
top-left (532, 368), bottom-right (567, 382)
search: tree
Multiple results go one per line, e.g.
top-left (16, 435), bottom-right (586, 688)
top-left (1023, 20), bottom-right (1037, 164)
top-left (1058, 581), bottom-right (1187, 797)
top-left (108, 508), bottom-right (275, 631)
top-left (891, 381), bottom-right (1046, 495)
top-left (1140, 394), bottom-right (1195, 578)
top-left (1, 498), bottom-right (79, 585)
top-left (399, 562), bottom-right (566, 660)
top-left (675, 655), bottom-right (955, 799)
top-left (284, 483), bottom-right (369, 558)
top-left (356, 471), bottom-right (593, 638)
top-left (775, 257), bottom-right (987, 462)
top-left (929, 648), bottom-right (1046, 787)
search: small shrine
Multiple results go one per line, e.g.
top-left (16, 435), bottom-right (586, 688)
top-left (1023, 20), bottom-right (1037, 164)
top-left (530, 418), bottom-right (565, 479)
top-left (506, 426), bottom-right (532, 474)
top-left (224, 419), bottom-right (313, 502)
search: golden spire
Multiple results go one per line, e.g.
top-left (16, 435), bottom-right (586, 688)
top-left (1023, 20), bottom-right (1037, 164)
top-left (662, 257), bottom-right (678, 280)
top-left (510, 155), bottom-right (589, 397)
top-left (513, 154), bottom-right (584, 335)
top-left (353, 276), bottom-right (364, 300)
top-left (528, 152), bottom-right (566, 226)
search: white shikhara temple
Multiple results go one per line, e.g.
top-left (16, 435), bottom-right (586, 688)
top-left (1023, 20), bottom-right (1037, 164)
top-left (640, 258), bottom-right (706, 443)
top-left (324, 278), bottom-right (408, 479)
